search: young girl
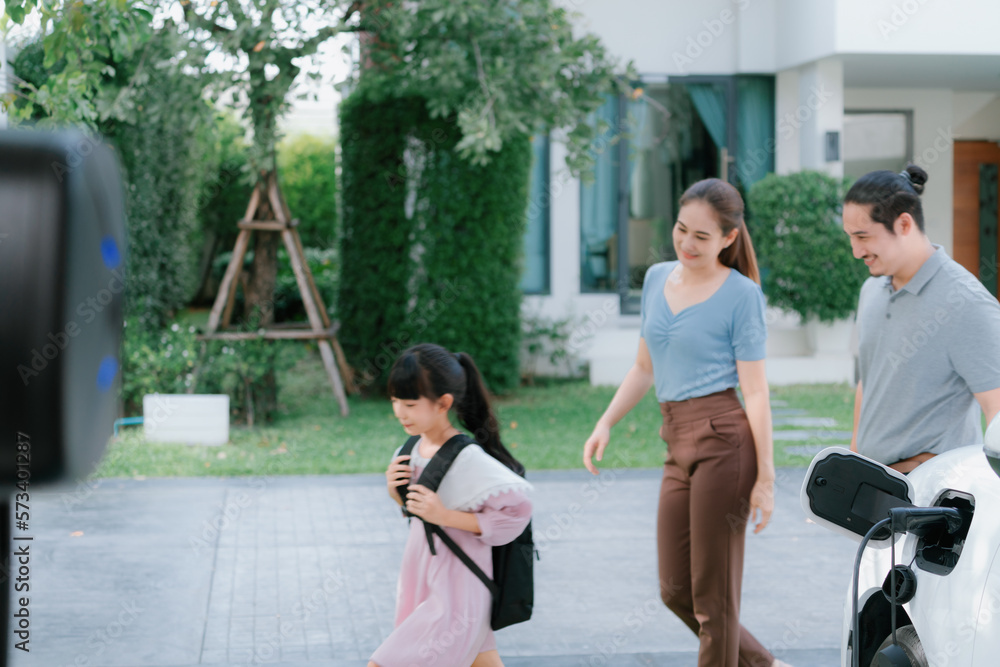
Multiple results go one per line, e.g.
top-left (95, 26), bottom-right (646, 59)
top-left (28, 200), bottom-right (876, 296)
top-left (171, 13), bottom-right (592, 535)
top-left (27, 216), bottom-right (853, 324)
top-left (370, 343), bottom-right (532, 667)
top-left (583, 179), bottom-right (789, 667)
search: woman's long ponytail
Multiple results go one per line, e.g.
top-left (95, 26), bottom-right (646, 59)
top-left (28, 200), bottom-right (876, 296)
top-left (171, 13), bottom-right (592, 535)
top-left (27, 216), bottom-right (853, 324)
top-left (680, 178), bottom-right (761, 285)
top-left (717, 223), bottom-right (761, 285)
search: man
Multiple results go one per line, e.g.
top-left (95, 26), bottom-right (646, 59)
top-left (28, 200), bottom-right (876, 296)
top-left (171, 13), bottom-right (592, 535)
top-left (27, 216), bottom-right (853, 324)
top-left (843, 166), bottom-right (1000, 473)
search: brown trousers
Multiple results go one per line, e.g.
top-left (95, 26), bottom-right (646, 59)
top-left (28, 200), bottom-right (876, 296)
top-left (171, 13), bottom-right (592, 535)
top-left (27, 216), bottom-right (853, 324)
top-left (657, 388), bottom-right (773, 667)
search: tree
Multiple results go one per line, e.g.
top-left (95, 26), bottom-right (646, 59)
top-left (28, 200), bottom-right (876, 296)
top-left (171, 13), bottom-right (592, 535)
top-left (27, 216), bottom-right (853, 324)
top-left (2, 1), bottom-right (156, 126)
top-left (353, 0), bottom-right (631, 172)
top-left (338, 0), bottom-right (630, 392)
top-left (5, 14), bottom-right (216, 330)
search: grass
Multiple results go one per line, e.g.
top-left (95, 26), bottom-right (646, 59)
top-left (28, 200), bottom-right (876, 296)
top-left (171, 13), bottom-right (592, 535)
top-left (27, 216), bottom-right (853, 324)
top-left (95, 351), bottom-right (856, 478)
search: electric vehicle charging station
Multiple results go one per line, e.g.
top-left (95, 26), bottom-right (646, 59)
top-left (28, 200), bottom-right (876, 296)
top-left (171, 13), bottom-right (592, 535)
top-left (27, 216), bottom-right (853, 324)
top-left (801, 413), bottom-right (1000, 667)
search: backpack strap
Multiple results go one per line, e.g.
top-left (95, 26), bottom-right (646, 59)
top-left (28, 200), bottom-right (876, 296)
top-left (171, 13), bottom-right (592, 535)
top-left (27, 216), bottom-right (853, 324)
top-left (395, 435), bottom-right (421, 510)
top-left (396, 434), bottom-right (508, 602)
top-left (398, 434), bottom-right (475, 555)
top-left (427, 523), bottom-right (498, 597)
top-left (413, 433), bottom-right (473, 491)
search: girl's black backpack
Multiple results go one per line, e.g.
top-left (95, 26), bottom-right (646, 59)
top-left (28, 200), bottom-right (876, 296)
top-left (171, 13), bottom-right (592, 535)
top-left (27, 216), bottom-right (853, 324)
top-left (397, 434), bottom-right (536, 630)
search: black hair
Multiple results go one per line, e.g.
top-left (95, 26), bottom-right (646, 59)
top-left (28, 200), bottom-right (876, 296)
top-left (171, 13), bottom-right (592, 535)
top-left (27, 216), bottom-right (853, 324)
top-left (387, 343), bottom-right (524, 476)
top-left (844, 164), bottom-right (928, 234)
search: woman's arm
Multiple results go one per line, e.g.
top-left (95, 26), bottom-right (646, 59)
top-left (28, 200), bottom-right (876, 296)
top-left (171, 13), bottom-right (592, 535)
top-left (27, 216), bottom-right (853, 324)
top-left (736, 359), bottom-right (774, 533)
top-left (583, 338), bottom-right (655, 474)
top-left (850, 381), bottom-right (863, 452)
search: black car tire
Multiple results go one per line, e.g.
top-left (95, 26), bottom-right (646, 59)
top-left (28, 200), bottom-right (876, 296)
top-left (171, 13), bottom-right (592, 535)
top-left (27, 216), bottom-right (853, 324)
top-left (870, 624), bottom-right (928, 667)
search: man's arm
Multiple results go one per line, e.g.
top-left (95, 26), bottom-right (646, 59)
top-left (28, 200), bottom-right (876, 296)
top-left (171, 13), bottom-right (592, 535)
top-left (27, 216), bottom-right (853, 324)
top-left (850, 381), bottom-right (862, 452)
top-left (975, 386), bottom-right (1000, 427)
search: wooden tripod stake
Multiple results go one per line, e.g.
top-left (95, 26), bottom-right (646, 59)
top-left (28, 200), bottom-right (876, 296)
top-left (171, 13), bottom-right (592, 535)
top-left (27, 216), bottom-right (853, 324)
top-left (203, 172), bottom-right (353, 416)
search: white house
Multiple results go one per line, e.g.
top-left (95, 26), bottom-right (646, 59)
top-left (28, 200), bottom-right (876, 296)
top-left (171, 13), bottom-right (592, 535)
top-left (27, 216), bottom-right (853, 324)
top-left (518, 0), bottom-right (1000, 386)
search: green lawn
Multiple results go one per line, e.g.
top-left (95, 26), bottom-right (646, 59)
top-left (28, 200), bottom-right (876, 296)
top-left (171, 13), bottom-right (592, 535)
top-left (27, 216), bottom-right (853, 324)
top-left (95, 351), bottom-right (856, 478)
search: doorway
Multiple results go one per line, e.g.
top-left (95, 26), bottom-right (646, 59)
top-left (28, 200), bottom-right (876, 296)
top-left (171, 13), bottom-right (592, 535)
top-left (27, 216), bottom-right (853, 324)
top-left (953, 141), bottom-right (1000, 297)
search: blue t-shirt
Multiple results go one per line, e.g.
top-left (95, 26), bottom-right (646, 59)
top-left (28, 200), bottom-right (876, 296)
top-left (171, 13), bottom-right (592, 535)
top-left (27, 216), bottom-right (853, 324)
top-left (641, 261), bottom-right (767, 402)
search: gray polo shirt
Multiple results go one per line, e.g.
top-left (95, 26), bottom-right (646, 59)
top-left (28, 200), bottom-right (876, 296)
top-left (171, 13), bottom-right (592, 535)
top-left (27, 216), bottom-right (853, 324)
top-left (856, 245), bottom-right (1000, 465)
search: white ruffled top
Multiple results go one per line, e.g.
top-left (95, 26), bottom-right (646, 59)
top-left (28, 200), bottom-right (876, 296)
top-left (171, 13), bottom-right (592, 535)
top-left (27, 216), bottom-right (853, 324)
top-left (404, 440), bottom-right (533, 512)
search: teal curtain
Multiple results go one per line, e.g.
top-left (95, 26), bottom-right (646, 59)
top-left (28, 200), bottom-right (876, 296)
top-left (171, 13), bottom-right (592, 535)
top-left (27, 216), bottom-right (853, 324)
top-left (580, 96), bottom-right (619, 292)
top-left (736, 77), bottom-right (775, 187)
top-left (520, 133), bottom-right (549, 294)
top-left (686, 83), bottom-right (727, 150)
top-left (627, 94), bottom-right (655, 219)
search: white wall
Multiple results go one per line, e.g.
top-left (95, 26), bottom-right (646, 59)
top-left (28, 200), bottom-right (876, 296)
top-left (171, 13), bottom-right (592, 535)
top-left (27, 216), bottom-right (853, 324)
top-left (844, 88), bottom-right (955, 252)
top-left (736, 0), bottom-right (776, 73)
top-left (835, 0), bottom-right (1000, 55)
top-left (954, 93), bottom-right (1000, 142)
top-left (773, 0), bottom-right (838, 70)
top-left (775, 58), bottom-right (844, 177)
top-left (568, 0), bottom-right (757, 76)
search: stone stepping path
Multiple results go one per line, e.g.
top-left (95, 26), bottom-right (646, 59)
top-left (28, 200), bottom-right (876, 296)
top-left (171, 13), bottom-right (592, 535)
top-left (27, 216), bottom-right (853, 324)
top-left (773, 417), bottom-right (838, 428)
top-left (784, 444), bottom-right (843, 457)
top-left (773, 429), bottom-right (853, 441)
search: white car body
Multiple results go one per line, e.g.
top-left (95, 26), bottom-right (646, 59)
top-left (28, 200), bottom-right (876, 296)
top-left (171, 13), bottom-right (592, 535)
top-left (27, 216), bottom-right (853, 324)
top-left (802, 414), bottom-right (1000, 667)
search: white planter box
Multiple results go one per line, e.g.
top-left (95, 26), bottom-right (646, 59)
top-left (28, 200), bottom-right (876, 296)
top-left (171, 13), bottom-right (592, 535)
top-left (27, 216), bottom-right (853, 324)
top-left (143, 394), bottom-right (230, 446)
top-left (805, 317), bottom-right (855, 355)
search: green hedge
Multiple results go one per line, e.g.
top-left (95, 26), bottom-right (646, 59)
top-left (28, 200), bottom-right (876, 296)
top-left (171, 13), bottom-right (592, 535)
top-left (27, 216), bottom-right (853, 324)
top-left (747, 170), bottom-right (868, 322)
top-left (339, 89), bottom-right (531, 393)
top-left (107, 29), bottom-right (215, 331)
top-left (414, 133), bottom-right (531, 393)
top-left (338, 92), bottom-right (424, 391)
top-left (12, 29), bottom-right (212, 330)
top-left (278, 134), bottom-right (338, 248)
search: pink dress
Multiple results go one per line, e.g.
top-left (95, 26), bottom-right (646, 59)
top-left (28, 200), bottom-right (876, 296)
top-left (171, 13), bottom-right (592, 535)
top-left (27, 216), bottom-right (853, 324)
top-left (370, 446), bottom-right (533, 667)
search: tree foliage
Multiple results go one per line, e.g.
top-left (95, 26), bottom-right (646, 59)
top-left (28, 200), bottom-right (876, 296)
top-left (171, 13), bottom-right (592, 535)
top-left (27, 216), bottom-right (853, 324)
top-left (355, 0), bottom-right (631, 172)
top-left (3, 0), bottom-right (155, 127)
top-left (177, 0), bottom-right (342, 175)
top-left (277, 134), bottom-right (338, 248)
top-left (8, 23), bottom-right (217, 331)
top-left (747, 171), bottom-right (868, 322)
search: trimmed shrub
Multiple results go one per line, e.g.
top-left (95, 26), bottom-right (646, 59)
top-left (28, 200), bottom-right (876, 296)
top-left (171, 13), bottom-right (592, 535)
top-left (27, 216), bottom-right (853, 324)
top-left (105, 29), bottom-right (215, 331)
top-left (413, 132), bottom-right (531, 393)
top-left (338, 89), bottom-right (531, 394)
top-left (338, 91), bottom-right (424, 392)
top-left (747, 170), bottom-right (868, 322)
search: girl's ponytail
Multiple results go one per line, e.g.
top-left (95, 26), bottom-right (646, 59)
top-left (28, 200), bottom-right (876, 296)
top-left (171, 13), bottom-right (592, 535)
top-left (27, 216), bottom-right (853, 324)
top-left (455, 352), bottom-right (525, 476)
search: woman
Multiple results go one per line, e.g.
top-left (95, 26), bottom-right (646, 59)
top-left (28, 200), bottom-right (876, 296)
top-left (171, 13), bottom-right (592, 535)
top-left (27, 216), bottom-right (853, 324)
top-left (583, 178), bottom-right (787, 667)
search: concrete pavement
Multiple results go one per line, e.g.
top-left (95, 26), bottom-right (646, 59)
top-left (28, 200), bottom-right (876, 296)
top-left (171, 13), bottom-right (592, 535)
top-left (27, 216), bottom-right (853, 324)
top-left (9, 465), bottom-right (857, 666)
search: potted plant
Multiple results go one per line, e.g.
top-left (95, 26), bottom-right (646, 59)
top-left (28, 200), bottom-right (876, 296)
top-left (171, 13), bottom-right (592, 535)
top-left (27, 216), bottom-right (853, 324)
top-left (747, 170), bottom-right (869, 353)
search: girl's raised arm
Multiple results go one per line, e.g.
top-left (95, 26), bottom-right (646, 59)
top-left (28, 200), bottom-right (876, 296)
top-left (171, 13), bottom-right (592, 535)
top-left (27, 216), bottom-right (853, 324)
top-left (385, 454), bottom-right (412, 506)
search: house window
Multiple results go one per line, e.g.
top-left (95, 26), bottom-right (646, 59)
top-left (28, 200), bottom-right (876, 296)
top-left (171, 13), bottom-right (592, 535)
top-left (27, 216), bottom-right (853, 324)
top-left (580, 76), bottom-right (776, 312)
top-left (580, 96), bottom-right (622, 293)
top-left (844, 110), bottom-right (913, 180)
top-left (520, 133), bottom-right (550, 294)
